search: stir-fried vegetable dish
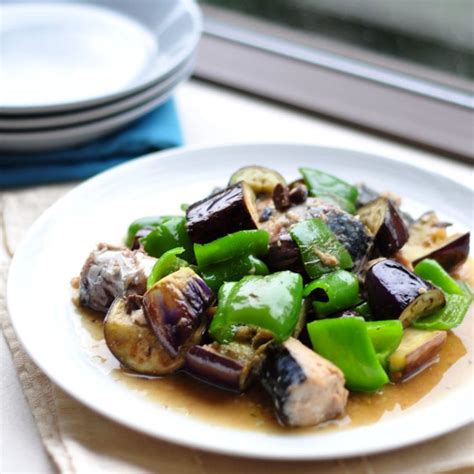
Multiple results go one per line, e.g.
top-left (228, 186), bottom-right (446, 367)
top-left (76, 166), bottom-right (472, 428)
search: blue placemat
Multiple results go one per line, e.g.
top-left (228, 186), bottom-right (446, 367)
top-left (0, 98), bottom-right (183, 188)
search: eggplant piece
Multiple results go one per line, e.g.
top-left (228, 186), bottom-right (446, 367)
top-left (231, 325), bottom-right (274, 348)
top-left (142, 267), bottom-right (214, 358)
top-left (357, 182), bottom-right (416, 237)
top-left (229, 165), bottom-right (286, 194)
top-left (357, 197), bottom-right (408, 257)
top-left (412, 232), bottom-right (470, 271)
top-left (365, 259), bottom-right (445, 327)
top-left (357, 184), bottom-right (414, 223)
top-left (388, 328), bottom-right (447, 382)
top-left (260, 338), bottom-right (348, 427)
top-left (401, 211), bottom-right (450, 262)
top-left (79, 244), bottom-right (156, 313)
top-left (265, 231), bottom-right (306, 274)
top-left (130, 227), bottom-right (153, 250)
top-left (325, 210), bottom-right (373, 272)
top-left (185, 341), bottom-right (266, 392)
top-left (186, 182), bottom-right (260, 244)
top-left (289, 183), bottom-right (308, 204)
top-left (272, 183), bottom-right (291, 211)
top-left (288, 178), bottom-right (305, 188)
top-left (104, 298), bottom-right (181, 375)
top-left (185, 345), bottom-right (244, 391)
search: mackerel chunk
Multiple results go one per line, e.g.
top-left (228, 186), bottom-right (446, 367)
top-left (258, 197), bottom-right (372, 273)
top-left (79, 244), bottom-right (156, 313)
top-left (261, 338), bottom-right (348, 427)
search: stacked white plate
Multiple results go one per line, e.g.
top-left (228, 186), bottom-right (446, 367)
top-left (0, 0), bottom-right (201, 152)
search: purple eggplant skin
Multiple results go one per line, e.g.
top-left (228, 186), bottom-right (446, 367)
top-left (365, 259), bottom-right (445, 327)
top-left (357, 197), bottom-right (408, 257)
top-left (272, 183), bottom-right (291, 211)
top-left (185, 181), bottom-right (260, 244)
top-left (104, 298), bottom-right (182, 375)
top-left (130, 227), bottom-right (153, 250)
top-left (142, 267), bottom-right (215, 358)
top-left (412, 232), bottom-right (470, 271)
top-left (289, 184), bottom-right (308, 205)
top-left (378, 200), bottom-right (409, 256)
top-left (185, 345), bottom-right (243, 392)
top-left (185, 344), bottom-right (254, 392)
top-left (265, 231), bottom-right (307, 275)
top-left (356, 184), bottom-right (415, 226)
top-left (185, 340), bottom-right (268, 392)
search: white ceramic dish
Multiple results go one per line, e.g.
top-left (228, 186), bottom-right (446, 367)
top-left (0, 53), bottom-right (196, 131)
top-left (0, 60), bottom-right (194, 153)
top-left (7, 144), bottom-right (473, 460)
top-left (0, 0), bottom-right (201, 114)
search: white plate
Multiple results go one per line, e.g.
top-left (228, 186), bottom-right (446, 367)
top-left (0, 53), bottom-right (196, 131)
top-left (7, 144), bottom-right (474, 460)
top-left (0, 0), bottom-right (201, 114)
top-left (0, 59), bottom-right (194, 153)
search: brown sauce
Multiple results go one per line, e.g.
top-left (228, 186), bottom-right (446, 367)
top-left (74, 259), bottom-right (474, 433)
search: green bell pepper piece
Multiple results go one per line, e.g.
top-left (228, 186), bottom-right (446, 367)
top-left (412, 259), bottom-right (472, 330)
top-left (366, 321), bottom-right (403, 367)
top-left (209, 271), bottom-right (303, 343)
top-left (215, 281), bottom-right (237, 308)
top-left (290, 218), bottom-right (353, 279)
top-left (414, 259), bottom-right (464, 295)
top-left (412, 292), bottom-right (472, 330)
top-left (303, 270), bottom-right (359, 316)
top-left (147, 247), bottom-right (189, 289)
top-left (308, 318), bottom-right (389, 392)
top-left (140, 216), bottom-right (194, 262)
top-left (125, 216), bottom-right (176, 248)
top-left (299, 168), bottom-right (358, 207)
top-left (200, 255), bottom-right (269, 293)
top-left (354, 301), bottom-right (373, 320)
top-left (194, 230), bottom-right (269, 268)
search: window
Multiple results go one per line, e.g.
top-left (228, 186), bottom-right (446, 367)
top-left (196, 1), bottom-right (474, 160)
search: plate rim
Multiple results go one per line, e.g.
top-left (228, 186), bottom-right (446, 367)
top-left (0, 52), bottom-right (196, 131)
top-left (6, 143), bottom-right (474, 460)
top-left (0, 63), bottom-right (193, 152)
top-left (0, 0), bottom-right (202, 115)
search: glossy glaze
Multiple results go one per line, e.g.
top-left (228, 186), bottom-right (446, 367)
top-left (74, 259), bottom-right (473, 433)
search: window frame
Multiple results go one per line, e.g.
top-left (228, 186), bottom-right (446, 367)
top-left (195, 5), bottom-right (474, 162)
